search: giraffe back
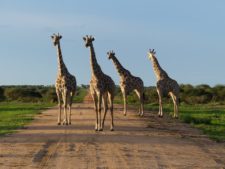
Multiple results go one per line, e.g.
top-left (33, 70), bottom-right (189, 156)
top-left (157, 78), bottom-right (179, 97)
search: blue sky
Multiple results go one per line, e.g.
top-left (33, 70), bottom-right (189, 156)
top-left (0, 0), bottom-right (225, 86)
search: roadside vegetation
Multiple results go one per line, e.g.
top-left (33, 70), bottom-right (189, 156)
top-left (0, 102), bottom-right (54, 135)
top-left (145, 104), bottom-right (225, 142)
top-left (0, 84), bottom-right (224, 141)
top-left (0, 85), bottom-right (87, 135)
top-left (113, 84), bottom-right (225, 142)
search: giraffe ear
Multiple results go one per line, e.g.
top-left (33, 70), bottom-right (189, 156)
top-left (83, 37), bottom-right (86, 41)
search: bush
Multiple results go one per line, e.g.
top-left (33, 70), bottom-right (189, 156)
top-left (43, 87), bottom-right (57, 103)
top-left (1, 84), bottom-right (225, 105)
top-left (0, 87), bottom-right (5, 101)
top-left (4, 88), bottom-right (42, 102)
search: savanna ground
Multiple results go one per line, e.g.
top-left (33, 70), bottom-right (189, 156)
top-left (0, 101), bottom-right (225, 169)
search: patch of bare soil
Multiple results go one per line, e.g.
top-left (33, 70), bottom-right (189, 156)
top-left (0, 103), bottom-right (224, 169)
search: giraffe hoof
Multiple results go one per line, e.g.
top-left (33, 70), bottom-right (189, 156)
top-left (110, 128), bottom-right (114, 131)
top-left (99, 128), bottom-right (103, 131)
top-left (124, 114), bottom-right (127, 116)
top-left (69, 122), bottom-right (71, 125)
top-left (63, 122), bottom-right (68, 125)
top-left (57, 122), bottom-right (61, 125)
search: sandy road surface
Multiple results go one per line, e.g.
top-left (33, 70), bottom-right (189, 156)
top-left (0, 103), bottom-right (224, 169)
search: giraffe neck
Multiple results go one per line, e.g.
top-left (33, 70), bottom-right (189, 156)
top-left (56, 42), bottom-right (68, 76)
top-left (89, 44), bottom-right (103, 79)
top-left (151, 55), bottom-right (169, 80)
top-left (111, 56), bottom-right (130, 78)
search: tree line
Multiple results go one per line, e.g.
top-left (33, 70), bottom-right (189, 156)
top-left (0, 84), bottom-right (225, 104)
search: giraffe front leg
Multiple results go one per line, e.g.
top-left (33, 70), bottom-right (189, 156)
top-left (122, 91), bottom-right (127, 116)
top-left (102, 93), bottom-right (108, 130)
top-left (159, 98), bottom-right (163, 118)
top-left (68, 92), bottom-right (74, 125)
top-left (62, 91), bottom-right (68, 125)
top-left (91, 92), bottom-right (98, 131)
top-left (56, 91), bottom-right (62, 125)
top-left (97, 92), bottom-right (103, 131)
top-left (157, 89), bottom-right (163, 118)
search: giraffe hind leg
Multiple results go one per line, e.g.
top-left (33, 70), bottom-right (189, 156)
top-left (135, 90), bottom-right (144, 117)
top-left (140, 93), bottom-right (144, 117)
top-left (169, 92), bottom-right (175, 118)
top-left (108, 92), bottom-right (114, 131)
top-left (170, 93), bottom-right (179, 118)
top-left (102, 93), bottom-right (108, 130)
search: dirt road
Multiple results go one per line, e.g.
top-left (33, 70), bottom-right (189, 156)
top-left (0, 103), bottom-right (224, 169)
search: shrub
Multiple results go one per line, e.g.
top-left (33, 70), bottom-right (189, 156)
top-left (0, 87), bottom-right (5, 101)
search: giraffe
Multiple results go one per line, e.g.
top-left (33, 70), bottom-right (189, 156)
top-left (107, 51), bottom-right (144, 116)
top-left (83, 35), bottom-right (115, 131)
top-left (51, 33), bottom-right (77, 125)
top-left (148, 49), bottom-right (179, 118)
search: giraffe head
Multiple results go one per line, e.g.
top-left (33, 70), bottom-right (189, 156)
top-left (83, 35), bottom-right (95, 48)
top-left (51, 33), bottom-right (62, 46)
top-left (107, 50), bottom-right (115, 60)
top-left (148, 49), bottom-right (156, 61)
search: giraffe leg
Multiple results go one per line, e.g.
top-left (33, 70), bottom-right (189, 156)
top-left (62, 90), bottom-right (68, 125)
top-left (91, 90), bottom-right (98, 131)
top-left (56, 91), bottom-right (62, 125)
top-left (122, 91), bottom-right (127, 116)
top-left (175, 97), bottom-right (179, 118)
top-left (108, 92), bottom-right (114, 131)
top-left (68, 91), bottom-right (74, 125)
top-left (97, 92), bottom-right (103, 131)
top-left (135, 90), bottom-right (144, 117)
top-left (102, 93), bottom-right (108, 130)
top-left (157, 89), bottom-right (163, 117)
top-left (170, 93), bottom-right (179, 118)
top-left (140, 92), bottom-right (144, 117)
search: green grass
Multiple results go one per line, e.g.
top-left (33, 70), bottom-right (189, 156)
top-left (0, 102), bottom-right (54, 135)
top-left (73, 87), bottom-right (88, 103)
top-left (145, 103), bottom-right (225, 142)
